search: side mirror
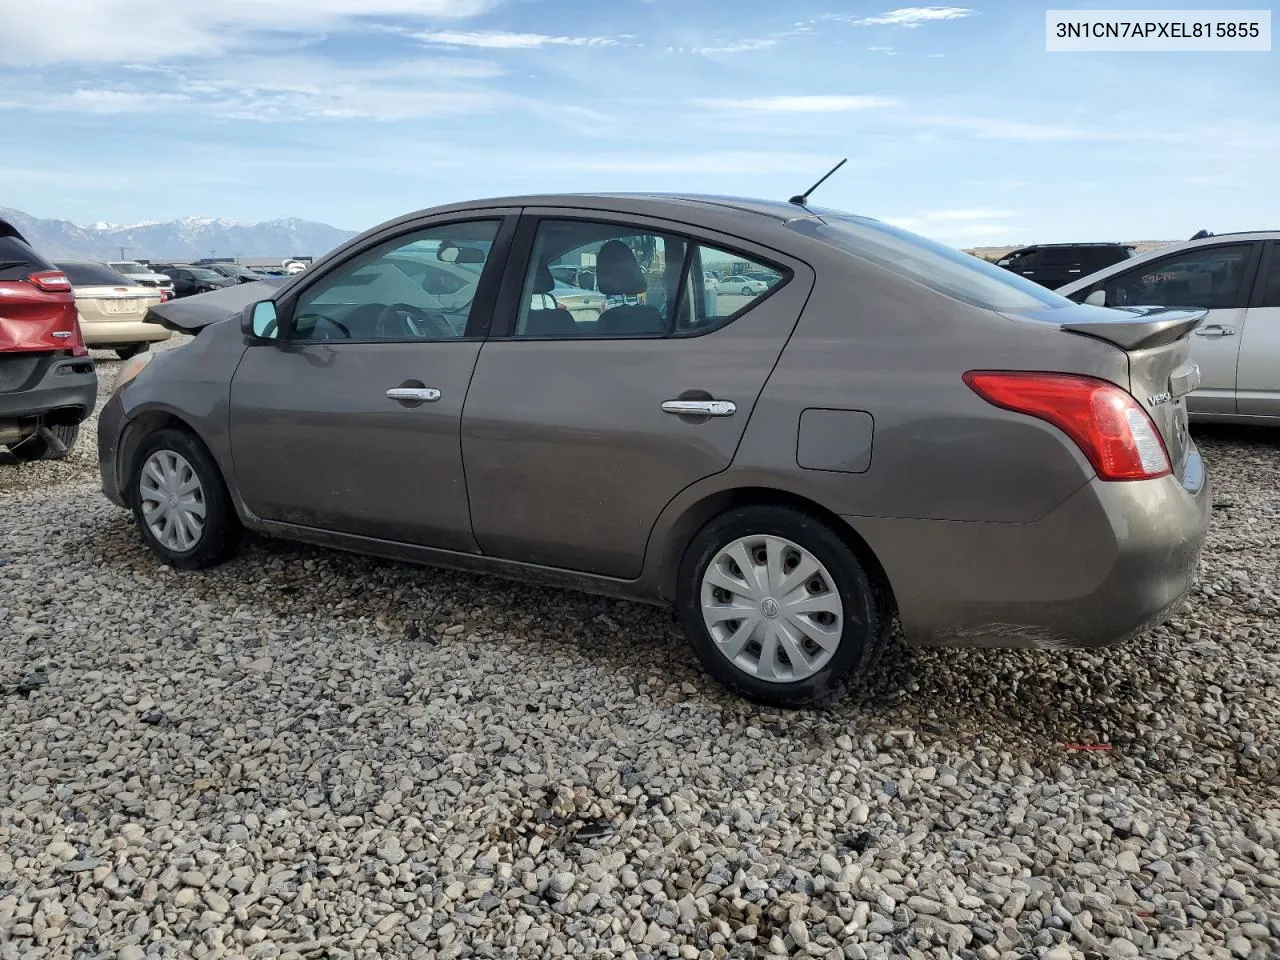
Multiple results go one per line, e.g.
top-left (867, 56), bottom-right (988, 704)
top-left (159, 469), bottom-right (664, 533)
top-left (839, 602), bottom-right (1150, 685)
top-left (243, 300), bottom-right (280, 341)
top-left (1084, 289), bottom-right (1107, 307)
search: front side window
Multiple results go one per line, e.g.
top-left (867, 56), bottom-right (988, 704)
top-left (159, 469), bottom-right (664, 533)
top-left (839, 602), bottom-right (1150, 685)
top-left (292, 220), bottom-right (500, 341)
top-left (794, 216), bottom-right (1070, 312)
top-left (514, 219), bottom-right (786, 339)
top-left (1103, 244), bottom-right (1254, 309)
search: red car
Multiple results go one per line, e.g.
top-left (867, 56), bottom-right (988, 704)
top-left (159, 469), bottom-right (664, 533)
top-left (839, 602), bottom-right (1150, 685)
top-left (0, 218), bottom-right (97, 461)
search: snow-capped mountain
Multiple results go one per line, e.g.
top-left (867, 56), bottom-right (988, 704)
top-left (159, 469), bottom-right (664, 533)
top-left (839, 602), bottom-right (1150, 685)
top-left (0, 207), bottom-right (358, 261)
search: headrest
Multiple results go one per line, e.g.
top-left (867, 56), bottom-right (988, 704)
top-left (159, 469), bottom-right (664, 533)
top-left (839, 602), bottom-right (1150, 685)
top-left (596, 240), bottom-right (646, 296)
top-left (532, 263), bottom-right (555, 294)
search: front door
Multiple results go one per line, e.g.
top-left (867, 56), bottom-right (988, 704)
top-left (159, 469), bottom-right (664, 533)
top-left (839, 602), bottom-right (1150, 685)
top-left (1237, 241), bottom-right (1280, 418)
top-left (1100, 241), bottom-right (1261, 416)
top-left (228, 215), bottom-right (512, 550)
top-left (461, 212), bottom-right (812, 579)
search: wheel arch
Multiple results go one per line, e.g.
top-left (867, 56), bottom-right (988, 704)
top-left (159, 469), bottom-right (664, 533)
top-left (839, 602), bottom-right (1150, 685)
top-left (652, 485), bottom-right (897, 614)
top-left (117, 409), bottom-right (214, 508)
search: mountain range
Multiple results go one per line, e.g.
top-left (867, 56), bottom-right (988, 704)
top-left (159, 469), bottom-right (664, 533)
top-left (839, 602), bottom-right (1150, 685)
top-left (1, 207), bottom-right (359, 261)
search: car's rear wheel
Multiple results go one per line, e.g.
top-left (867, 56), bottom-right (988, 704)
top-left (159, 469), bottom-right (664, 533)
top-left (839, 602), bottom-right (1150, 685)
top-left (130, 428), bottom-right (240, 569)
top-left (677, 505), bottom-right (890, 706)
top-left (7, 423), bottom-right (80, 461)
top-left (115, 343), bottom-right (149, 361)
top-left (741, 285), bottom-right (752, 296)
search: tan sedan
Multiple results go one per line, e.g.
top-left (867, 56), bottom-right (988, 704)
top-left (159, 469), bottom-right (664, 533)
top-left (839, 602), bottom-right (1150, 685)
top-left (55, 261), bottom-right (168, 359)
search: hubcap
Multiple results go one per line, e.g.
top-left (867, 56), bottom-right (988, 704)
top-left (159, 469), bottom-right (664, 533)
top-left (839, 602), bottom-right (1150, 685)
top-left (700, 534), bottom-right (844, 683)
top-left (138, 450), bottom-right (206, 552)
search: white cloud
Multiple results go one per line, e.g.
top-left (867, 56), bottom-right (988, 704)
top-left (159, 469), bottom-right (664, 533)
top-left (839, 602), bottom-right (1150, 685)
top-left (694, 95), bottom-right (900, 113)
top-left (3, 56), bottom-right (511, 122)
top-left (843, 6), bottom-right (975, 28)
top-left (868, 46), bottom-right (898, 55)
top-left (693, 38), bottom-right (782, 55)
top-left (0, 0), bottom-right (492, 65)
top-left (415, 30), bottom-right (618, 49)
top-left (885, 208), bottom-right (1018, 243)
top-left (918, 115), bottom-right (1124, 142)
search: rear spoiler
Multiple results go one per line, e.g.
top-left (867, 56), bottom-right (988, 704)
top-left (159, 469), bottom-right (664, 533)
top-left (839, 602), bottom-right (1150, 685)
top-left (1060, 306), bottom-right (1206, 351)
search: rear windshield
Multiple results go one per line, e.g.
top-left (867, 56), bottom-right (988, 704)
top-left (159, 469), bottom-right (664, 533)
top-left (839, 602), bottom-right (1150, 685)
top-left (108, 261), bottom-right (147, 273)
top-left (54, 261), bottom-right (134, 286)
top-left (793, 215), bottom-right (1073, 312)
top-left (0, 235), bottom-right (53, 281)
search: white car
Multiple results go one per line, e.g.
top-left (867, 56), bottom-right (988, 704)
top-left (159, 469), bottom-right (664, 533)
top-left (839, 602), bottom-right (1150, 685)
top-left (107, 260), bottom-right (174, 299)
top-left (1058, 230), bottom-right (1280, 422)
top-left (721, 275), bottom-right (768, 296)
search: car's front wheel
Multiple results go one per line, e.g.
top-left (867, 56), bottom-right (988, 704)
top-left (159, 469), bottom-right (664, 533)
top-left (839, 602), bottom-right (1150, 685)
top-left (677, 505), bottom-right (891, 706)
top-left (130, 428), bottom-right (241, 569)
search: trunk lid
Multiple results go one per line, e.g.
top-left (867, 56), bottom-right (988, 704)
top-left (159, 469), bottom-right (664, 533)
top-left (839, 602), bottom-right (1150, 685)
top-left (1058, 304), bottom-right (1206, 480)
top-left (73, 284), bottom-right (161, 324)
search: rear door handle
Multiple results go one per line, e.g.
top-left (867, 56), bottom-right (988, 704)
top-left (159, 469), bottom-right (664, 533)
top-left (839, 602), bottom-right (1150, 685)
top-left (1194, 325), bottom-right (1236, 339)
top-left (661, 399), bottom-right (736, 417)
top-left (386, 387), bottom-right (441, 402)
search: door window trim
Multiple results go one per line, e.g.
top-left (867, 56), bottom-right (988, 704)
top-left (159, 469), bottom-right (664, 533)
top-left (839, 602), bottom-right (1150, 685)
top-left (1249, 241), bottom-right (1280, 308)
top-left (1099, 241), bottom-right (1263, 311)
top-left (488, 212), bottom-right (794, 341)
top-left (270, 211), bottom-right (520, 345)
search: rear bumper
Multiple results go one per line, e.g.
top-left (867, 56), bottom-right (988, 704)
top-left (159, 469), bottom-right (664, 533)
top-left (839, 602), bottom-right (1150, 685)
top-left (80, 319), bottom-right (171, 346)
top-left (0, 353), bottom-right (97, 429)
top-left (851, 447), bottom-right (1210, 649)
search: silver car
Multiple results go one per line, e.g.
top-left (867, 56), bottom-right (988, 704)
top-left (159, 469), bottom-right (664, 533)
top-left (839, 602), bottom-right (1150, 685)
top-left (1058, 231), bottom-right (1280, 422)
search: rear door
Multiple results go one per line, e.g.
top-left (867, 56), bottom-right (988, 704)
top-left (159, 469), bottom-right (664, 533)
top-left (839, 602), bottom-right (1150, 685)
top-left (1097, 241), bottom-right (1261, 416)
top-left (1237, 241), bottom-right (1280, 417)
top-left (461, 210), bottom-right (813, 579)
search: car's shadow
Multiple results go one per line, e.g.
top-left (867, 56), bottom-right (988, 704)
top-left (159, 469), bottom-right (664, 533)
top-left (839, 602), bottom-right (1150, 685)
top-left (67, 507), bottom-right (1254, 800)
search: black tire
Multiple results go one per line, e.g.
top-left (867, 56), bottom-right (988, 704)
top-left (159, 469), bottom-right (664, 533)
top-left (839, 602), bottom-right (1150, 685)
top-left (115, 343), bottom-right (149, 361)
top-left (677, 505), bottom-right (890, 707)
top-left (741, 286), bottom-right (752, 296)
top-left (8, 424), bottom-right (79, 461)
top-left (129, 427), bottom-right (241, 569)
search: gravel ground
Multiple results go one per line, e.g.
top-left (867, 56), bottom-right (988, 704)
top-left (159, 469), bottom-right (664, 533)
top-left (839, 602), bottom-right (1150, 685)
top-left (2, 341), bottom-right (1279, 960)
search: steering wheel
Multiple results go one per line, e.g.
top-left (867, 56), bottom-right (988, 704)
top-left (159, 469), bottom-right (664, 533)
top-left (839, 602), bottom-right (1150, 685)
top-left (375, 302), bottom-right (456, 339)
top-left (294, 313), bottom-right (351, 340)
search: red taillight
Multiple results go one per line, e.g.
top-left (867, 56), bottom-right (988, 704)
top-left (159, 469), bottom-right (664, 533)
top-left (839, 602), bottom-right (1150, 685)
top-left (963, 371), bottom-right (1171, 481)
top-left (28, 270), bottom-right (71, 293)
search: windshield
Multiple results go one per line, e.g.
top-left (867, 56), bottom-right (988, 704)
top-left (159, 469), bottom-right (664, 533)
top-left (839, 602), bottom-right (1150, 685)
top-left (108, 261), bottom-right (147, 273)
top-left (54, 261), bottom-right (135, 286)
top-left (793, 215), bottom-right (1072, 312)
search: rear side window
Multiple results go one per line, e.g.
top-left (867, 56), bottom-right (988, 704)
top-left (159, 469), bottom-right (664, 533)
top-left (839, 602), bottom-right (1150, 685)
top-left (1103, 244), bottom-right (1254, 309)
top-left (512, 218), bottom-right (787, 339)
top-left (796, 216), bottom-right (1071, 311)
top-left (0, 235), bottom-right (53, 281)
top-left (54, 262), bottom-right (133, 286)
top-left (1258, 245), bottom-right (1280, 308)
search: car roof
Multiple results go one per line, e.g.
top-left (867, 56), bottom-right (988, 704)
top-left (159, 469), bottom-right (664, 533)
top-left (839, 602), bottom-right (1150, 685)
top-left (1057, 230), bottom-right (1280, 293)
top-left (399, 193), bottom-right (838, 225)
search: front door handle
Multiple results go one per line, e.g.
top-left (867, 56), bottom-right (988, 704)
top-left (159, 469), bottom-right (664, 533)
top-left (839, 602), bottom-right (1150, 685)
top-left (386, 386), bottom-right (441, 402)
top-left (1194, 325), bottom-right (1236, 339)
top-left (661, 399), bottom-right (736, 417)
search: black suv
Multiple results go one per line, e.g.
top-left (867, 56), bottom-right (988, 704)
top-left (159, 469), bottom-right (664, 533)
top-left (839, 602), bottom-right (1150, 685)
top-left (995, 243), bottom-right (1135, 290)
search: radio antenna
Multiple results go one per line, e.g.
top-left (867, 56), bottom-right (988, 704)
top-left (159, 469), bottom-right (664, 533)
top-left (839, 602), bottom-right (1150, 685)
top-left (789, 158), bottom-right (847, 206)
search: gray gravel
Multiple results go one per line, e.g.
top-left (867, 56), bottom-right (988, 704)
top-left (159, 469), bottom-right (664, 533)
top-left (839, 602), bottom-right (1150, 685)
top-left (2, 342), bottom-right (1279, 960)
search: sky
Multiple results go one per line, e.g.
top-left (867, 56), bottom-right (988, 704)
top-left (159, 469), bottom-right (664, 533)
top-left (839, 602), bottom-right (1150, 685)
top-left (0, 1), bottom-right (1275, 246)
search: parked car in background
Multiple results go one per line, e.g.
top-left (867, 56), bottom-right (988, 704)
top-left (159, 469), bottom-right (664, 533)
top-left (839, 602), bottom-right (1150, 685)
top-left (529, 279), bottom-right (608, 322)
top-left (152, 265), bottom-right (235, 298)
top-left (203, 263), bottom-right (268, 284)
top-left (996, 243), bottom-right (1135, 289)
top-left (1058, 231), bottom-right (1280, 422)
top-left (98, 194), bottom-right (1209, 706)
top-left (54, 261), bottom-right (167, 360)
top-left (107, 261), bottom-right (175, 299)
top-left (722, 274), bottom-right (769, 296)
top-left (0, 218), bottom-right (95, 461)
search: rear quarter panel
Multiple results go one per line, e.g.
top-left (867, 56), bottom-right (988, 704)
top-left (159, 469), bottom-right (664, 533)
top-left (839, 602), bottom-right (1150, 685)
top-left (724, 243), bottom-right (1133, 523)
